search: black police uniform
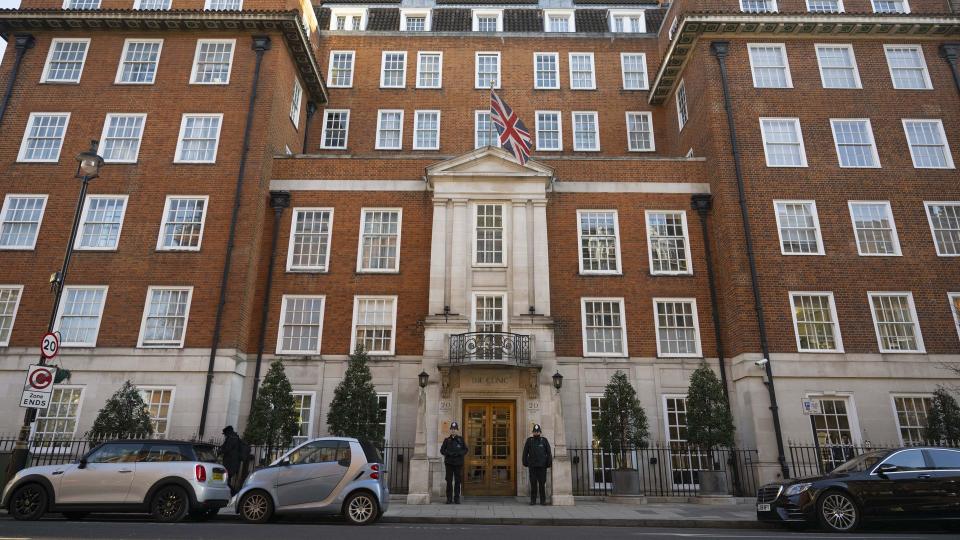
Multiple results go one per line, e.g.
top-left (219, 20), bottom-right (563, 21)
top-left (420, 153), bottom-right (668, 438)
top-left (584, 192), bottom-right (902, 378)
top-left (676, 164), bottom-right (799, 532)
top-left (522, 424), bottom-right (552, 505)
top-left (440, 422), bottom-right (469, 503)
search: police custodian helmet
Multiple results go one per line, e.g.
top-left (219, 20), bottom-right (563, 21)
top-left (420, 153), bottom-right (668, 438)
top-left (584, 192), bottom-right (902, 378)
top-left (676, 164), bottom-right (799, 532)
top-left (450, 421), bottom-right (460, 430)
top-left (532, 424), bottom-right (542, 433)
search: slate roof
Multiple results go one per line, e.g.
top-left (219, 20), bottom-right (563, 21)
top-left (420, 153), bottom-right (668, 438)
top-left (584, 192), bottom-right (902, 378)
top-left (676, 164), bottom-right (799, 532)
top-left (574, 9), bottom-right (607, 33)
top-left (646, 7), bottom-right (667, 32)
top-left (432, 8), bottom-right (471, 31)
top-left (367, 7), bottom-right (400, 31)
top-left (504, 9), bottom-right (542, 32)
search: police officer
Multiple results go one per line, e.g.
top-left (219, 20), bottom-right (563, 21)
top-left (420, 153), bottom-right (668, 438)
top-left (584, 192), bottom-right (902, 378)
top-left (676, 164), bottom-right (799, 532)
top-left (440, 421), bottom-right (468, 504)
top-left (522, 424), bottom-right (552, 505)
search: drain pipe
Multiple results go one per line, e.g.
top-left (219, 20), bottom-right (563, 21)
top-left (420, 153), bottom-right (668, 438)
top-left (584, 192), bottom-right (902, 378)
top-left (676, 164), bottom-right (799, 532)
top-left (0, 34), bottom-right (35, 127)
top-left (691, 194), bottom-right (730, 405)
top-left (249, 190), bottom-right (290, 412)
top-left (198, 35), bottom-right (272, 439)
top-left (711, 41), bottom-right (789, 480)
top-left (302, 101), bottom-right (316, 152)
top-left (940, 43), bottom-right (960, 94)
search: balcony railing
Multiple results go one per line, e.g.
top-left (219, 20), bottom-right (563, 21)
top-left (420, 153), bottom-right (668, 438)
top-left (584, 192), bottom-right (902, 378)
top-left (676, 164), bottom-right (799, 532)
top-left (448, 332), bottom-right (530, 365)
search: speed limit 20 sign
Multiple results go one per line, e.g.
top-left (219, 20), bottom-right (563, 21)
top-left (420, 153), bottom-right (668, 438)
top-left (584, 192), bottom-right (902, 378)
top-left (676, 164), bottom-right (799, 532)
top-left (41, 332), bottom-right (60, 359)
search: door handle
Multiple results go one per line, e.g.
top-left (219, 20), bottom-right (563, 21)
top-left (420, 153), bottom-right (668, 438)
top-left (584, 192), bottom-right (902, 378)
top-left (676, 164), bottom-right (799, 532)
top-left (118, 469), bottom-right (134, 473)
top-left (918, 474), bottom-right (932, 479)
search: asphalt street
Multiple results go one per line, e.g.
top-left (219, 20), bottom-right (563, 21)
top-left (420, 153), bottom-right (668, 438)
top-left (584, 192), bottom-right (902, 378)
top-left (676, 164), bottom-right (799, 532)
top-left (0, 518), bottom-right (955, 540)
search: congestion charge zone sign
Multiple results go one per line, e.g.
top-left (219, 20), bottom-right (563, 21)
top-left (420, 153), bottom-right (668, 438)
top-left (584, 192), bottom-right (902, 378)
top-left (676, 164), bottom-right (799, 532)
top-left (20, 364), bottom-right (58, 409)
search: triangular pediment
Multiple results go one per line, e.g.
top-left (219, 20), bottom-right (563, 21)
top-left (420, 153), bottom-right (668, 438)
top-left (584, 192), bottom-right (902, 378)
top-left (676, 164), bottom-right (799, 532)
top-left (426, 146), bottom-right (554, 179)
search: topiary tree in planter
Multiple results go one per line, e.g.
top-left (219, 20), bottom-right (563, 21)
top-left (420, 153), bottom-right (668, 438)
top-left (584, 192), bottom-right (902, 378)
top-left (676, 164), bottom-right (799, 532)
top-left (594, 371), bottom-right (649, 495)
top-left (244, 360), bottom-right (300, 462)
top-left (685, 363), bottom-right (736, 495)
top-left (87, 380), bottom-right (153, 440)
top-left (327, 345), bottom-right (384, 445)
top-left (925, 388), bottom-right (960, 444)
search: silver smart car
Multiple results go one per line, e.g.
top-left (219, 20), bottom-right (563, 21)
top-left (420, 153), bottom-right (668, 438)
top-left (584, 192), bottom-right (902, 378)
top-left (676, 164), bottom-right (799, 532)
top-left (236, 437), bottom-right (388, 525)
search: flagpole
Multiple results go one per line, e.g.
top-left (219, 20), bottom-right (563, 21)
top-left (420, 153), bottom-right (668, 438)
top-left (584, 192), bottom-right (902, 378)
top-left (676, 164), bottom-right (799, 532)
top-left (488, 81), bottom-right (495, 149)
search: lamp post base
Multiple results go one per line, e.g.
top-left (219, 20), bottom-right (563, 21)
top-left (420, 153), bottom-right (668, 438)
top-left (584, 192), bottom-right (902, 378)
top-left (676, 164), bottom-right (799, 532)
top-left (5, 422), bottom-right (32, 481)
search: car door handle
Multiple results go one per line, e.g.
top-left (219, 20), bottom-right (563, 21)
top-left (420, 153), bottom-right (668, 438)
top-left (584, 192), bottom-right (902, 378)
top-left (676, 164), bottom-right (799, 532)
top-left (918, 474), bottom-right (932, 479)
top-left (118, 469), bottom-right (134, 473)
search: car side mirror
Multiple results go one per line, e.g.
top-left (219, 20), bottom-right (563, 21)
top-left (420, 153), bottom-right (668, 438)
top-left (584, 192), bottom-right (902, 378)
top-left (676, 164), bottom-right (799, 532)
top-left (78, 458), bottom-right (87, 469)
top-left (877, 464), bottom-right (897, 475)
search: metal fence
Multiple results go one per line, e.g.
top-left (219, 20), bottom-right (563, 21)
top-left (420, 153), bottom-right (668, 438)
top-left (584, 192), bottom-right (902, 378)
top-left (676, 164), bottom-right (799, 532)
top-left (568, 444), bottom-right (760, 497)
top-left (449, 332), bottom-right (531, 365)
top-left (787, 440), bottom-right (960, 478)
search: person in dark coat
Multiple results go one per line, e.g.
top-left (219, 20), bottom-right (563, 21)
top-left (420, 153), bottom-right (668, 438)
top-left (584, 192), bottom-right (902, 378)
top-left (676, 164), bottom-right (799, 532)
top-left (440, 421), bottom-right (468, 504)
top-left (220, 426), bottom-right (242, 495)
top-left (522, 424), bottom-right (552, 505)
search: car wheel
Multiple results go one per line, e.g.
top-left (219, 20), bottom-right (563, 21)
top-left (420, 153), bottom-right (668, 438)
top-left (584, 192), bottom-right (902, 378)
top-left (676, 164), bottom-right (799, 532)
top-left (62, 511), bottom-right (89, 520)
top-left (343, 491), bottom-right (378, 525)
top-left (817, 490), bottom-right (860, 532)
top-left (151, 485), bottom-right (189, 523)
top-left (239, 491), bottom-right (273, 524)
top-left (188, 508), bottom-right (219, 522)
top-left (9, 483), bottom-right (47, 521)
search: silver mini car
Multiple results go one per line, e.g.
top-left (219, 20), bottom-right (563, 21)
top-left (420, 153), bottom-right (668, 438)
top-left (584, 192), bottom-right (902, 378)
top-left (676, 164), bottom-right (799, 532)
top-left (236, 437), bottom-right (388, 525)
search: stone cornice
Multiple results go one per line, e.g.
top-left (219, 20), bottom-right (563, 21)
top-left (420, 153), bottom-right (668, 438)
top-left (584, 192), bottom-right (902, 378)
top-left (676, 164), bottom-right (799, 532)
top-left (649, 13), bottom-right (960, 104)
top-left (0, 9), bottom-right (327, 102)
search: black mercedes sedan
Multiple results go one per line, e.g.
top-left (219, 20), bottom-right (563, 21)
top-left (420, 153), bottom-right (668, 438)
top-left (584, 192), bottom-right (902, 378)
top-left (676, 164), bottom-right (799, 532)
top-left (756, 447), bottom-right (960, 532)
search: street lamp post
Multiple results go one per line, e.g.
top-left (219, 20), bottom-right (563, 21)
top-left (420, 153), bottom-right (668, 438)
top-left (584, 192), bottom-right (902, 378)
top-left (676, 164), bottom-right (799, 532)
top-left (5, 141), bottom-right (104, 479)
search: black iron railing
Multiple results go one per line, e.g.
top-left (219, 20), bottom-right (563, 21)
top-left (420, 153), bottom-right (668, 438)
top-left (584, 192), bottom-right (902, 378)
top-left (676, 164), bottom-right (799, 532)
top-left (449, 332), bottom-right (531, 365)
top-left (787, 440), bottom-right (960, 478)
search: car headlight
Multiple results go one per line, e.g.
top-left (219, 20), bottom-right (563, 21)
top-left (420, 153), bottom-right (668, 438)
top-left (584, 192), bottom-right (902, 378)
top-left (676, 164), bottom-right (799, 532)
top-left (785, 483), bottom-right (812, 496)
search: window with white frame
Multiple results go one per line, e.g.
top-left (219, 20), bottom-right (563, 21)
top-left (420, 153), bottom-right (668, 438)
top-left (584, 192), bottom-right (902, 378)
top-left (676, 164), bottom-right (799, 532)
top-left (377, 393), bottom-right (392, 442)
top-left (585, 394), bottom-right (616, 485)
top-left (473, 293), bottom-right (506, 333)
top-left (292, 392), bottom-right (315, 445)
top-left (158, 196), bottom-right (207, 251)
top-left (569, 53), bottom-right (596, 90)
top-left (290, 79), bottom-right (302, 128)
top-left (741, 0), bottom-right (778, 12)
top-left (380, 52), bottom-right (406, 88)
top-left (77, 195), bottom-right (127, 250)
top-left (646, 211), bottom-right (692, 274)
top-left (572, 112), bottom-right (599, 151)
top-left (789, 292), bottom-right (843, 352)
top-left (654, 299), bottom-right (701, 357)
top-left (868, 292), bottom-right (924, 353)
top-left (64, 0), bottom-right (100, 8)
top-left (358, 209), bottom-right (401, 272)
top-left (134, 0), bottom-right (172, 9)
top-left (581, 298), bottom-right (627, 357)
top-left (376, 110), bottom-right (404, 150)
top-left (32, 387), bottom-right (83, 443)
top-left (190, 40), bottom-right (234, 84)
top-left (544, 10), bottom-right (574, 32)
top-left (774, 201), bottom-right (824, 255)
top-left (534, 53), bottom-right (559, 90)
top-left (816, 45), bottom-right (861, 89)
top-left (884, 45), bottom-right (931, 90)
top-left (472, 10), bottom-right (503, 32)
top-left (476, 52), bottom-right (500, 89)
top-left (872, 0), bottom-right (909, 13)
top-left (278, 295), bottom-right (325, 354)
top-left (475, 204), bottom-right (504, 265)
top-left (330, 8), bottom-right (367, 31)
top-left (578, 210), bottom-right (620, 274)
top-left (609, 11), bottom-right (645, 33)
top-left (414, 110), bottom-right (440, 150)
top-left (807, 0), bottom-right (843, 12)
top-left (808, 397), bottom-right (859, 468)
top-left (848, 201), bottom-right (901, 256)
top-left (18, 113), bottom-right (70, 162)
top-left (626, 112), bottom-right (654, 152)
top-left (903, 120), bottom-right (953, 169)
top-left (401, 9), bottom-right (430, 31)
top-left (175, 114), bottom-right (222, 163)
top-left (924, 202), bottom-right (960, 256)
top-left (535, 111), bottom-right (562, 151)
top-left (116, 39), bottom-right (162, 84)
top-left (320, 110), bottom-right (349, 149)
top-left (748, 44), bottom-right (792, 88)
top-left (892, 395), bottom-right (932, 446)
top-left (676, 79), bottom-right (688, 131)
top-left (950, 293), bottom-right (960, 342)
top-left (0, 195), bottom-right (47, 250)
top-left (351, 296), bottom-right (397, 355)
top-left (760, 118), bottom-right (807, 167)
top-left (327, 51), bottom-right (355, 88)
top-left (620, 53), bottom-right (648, 90)
top-left (139, 387), bottom-right (174, 437)
top-left (831, 119), bottom-right (879, 168)
top-left (100, 113), bottom-right (146, 163)
top-left (663, 395), bottom-right (707, 486)
top-left (287, 208), bottom-right (333, 271)
top-left (475, 111), bottom-right (500, 149)
top-left (205, 0), bottom-right (242, 10)
top-left (417, 52), bottom-right (442, 88)
top-left (41, 39), bottom-right (89, 83)
top-left (0, 286), bottom-right (22, 346)
top-left (55, 286), bottom-right (107, 347)
top-left (139, 287), bottom-right (193, 348)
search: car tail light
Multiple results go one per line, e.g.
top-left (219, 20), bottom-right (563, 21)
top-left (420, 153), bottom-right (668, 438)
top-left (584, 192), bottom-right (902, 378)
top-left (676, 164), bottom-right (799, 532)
top-left (371, 464), bottom-right (379, 472)
top-left (195, 464), bottom-right (207, 482)
top-left (369, 472), bottom-right (379, 480)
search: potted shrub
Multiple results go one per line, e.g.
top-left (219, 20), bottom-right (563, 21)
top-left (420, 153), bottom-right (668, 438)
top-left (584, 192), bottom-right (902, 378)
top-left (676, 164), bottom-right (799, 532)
top-left (924, 388), bottom-right (960, 444)
top-left (595, 371), bottom-right (649, 495)
top-left (685, 363), bottom-right (735, 496)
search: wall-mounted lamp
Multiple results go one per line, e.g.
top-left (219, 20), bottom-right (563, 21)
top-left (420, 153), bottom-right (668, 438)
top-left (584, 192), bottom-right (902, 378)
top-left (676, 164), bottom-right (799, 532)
top-left (418, 371), bottom-right (430, 389)
top-left (552, 371), bottom-right (563, 391)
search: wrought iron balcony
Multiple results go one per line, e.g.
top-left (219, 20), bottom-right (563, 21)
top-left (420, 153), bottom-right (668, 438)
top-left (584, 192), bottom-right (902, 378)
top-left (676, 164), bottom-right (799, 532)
top-left (449, 332), bottom-right (531, 365)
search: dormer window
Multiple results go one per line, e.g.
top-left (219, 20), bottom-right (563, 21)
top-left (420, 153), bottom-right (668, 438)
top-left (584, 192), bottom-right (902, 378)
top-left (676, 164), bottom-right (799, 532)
top-left (330, 8), bottom-right (367, 31)
top-left (401, 9), bottom-right (431, 32)
top-left (608, 10), bottom-right (646, 33)
top-left (472, 10), bottom-right (503, 32)
top-left (544, 10), bottom-right (575, 33)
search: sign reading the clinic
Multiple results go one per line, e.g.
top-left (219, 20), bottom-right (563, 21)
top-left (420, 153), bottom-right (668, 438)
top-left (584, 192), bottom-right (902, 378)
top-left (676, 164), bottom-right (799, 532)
top-left (461, 370), bottom-right (515, 390)
top-left (20, 364), bottom-right (58, 409)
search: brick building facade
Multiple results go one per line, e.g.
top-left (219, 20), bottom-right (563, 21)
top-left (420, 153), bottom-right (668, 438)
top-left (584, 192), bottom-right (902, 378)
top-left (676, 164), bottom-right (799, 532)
top-left (0, 0), bottom-right (958, 502)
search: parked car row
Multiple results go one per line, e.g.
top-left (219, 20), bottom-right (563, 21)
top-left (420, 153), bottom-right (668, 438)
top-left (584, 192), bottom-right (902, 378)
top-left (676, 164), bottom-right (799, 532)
top-left (2, 437), bottom-right (388, 526)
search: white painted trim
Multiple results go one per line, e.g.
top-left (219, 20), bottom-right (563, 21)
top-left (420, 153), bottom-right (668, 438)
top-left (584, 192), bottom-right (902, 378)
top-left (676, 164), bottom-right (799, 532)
top-left (413, 110), bottom-right (441, 151)
top-left (400, 8), bottom-right (432, 32)
top-left (949, 292), bottom-right (960, 345)
top-left (99, 113), bottom-right (147, 164)
top-left (889, 392), bottom-right (933, 446)
top-left (292, 390), bottom-right (317, 443)
top-left (276, 294), bottom-right (325, 355)
top-left (327, 50), bottom-right (355, 88)
top-left (133, 0), bottom-right (172, 9)
top-left (471, 202), bottom-right (507, 267)
top-left (576, 209), bottom-right (622, 275)
top-left (815, 43), bottom-right (862, 89)
top-left (204, 0), bottom-right (243, 10)
top-left (625, 111), bottom-right (655, 152)
top-left (17, 112), bottom-right (71, 163)
top-left (189, 39), bottom-right (235, 85)
top-left (584, 392), bottom-right (615, 489)
top-left (416, 51), bottom-right (443, 89)
top-left (675, 79), bottom-right (688, 131)
top-left (872, 0), bottom-right (910, 14)
top-left (286, 207), bottom-right (333, 272)
top-left (830, 118), bottom-right (880, 168)
top-left (30, 385), bottom-right (85, 447)
top-left (470, 291), bottom-right (508, 333)
top-left (759, 117), bottom-right (808, 167)
top-left (350, 295), bottom-right (399, 356)
top-left (137, 286), bottom-right (194, 348)
top-left (580, 297), bottom-right (628, 358)
top-left (377, 392), bottom-right (393, 442)
top-left (290, 78), bottom-right (303, 129)
top-left (475, 51), bottom-right (501, 89)
top-left (773, 200), bottom-right (825, 256)
top-left (924, 201), bottom-right (960, 257)
top-left (54, 285), bottom-right (109, 347)
top-left (662, 394), bottom-right (688, 446)
top-left (847, 201), bottom-right (902, 256)
top-left (619, 52), bottom-right (649, 90)
top-left (608, 9), bottom-right (647, 33)
top-left (740, 0), bottom-right (779, 12)
top-left (320, 109), bottom-right (350, 150)
top-left (867, 291), bottom-right (925, 354)
top-left (356, 208), bottom-right (403, 273)
top-left (375, 109), bottom-right (404, 150)
top-left (114, 38), bottom-right (163, 85)
top-left (568, 52), bottom-right (596, 90)
top-left (533, 52), bottom-right (560, 90)
top-left (40, 38), bottom-right (90, 84)
top-left (268, 180), bottom-right (710, 194)
top-left (788, 291), bottom-right (844, 353)
top-left (380, 51), bottom-right (407, 89)
top-left (747, 43), bottom-right (793, 89)
top-left (535, 110), bottom-right (563, 152)
top-left (883, 44), bottom-right (932, 90)
top-left (328, 7), bottom-right (368, 31)
top-left (571, 111), bottom-right (600, 152)
top-left (652, 297), bottom-right (702, 358)
top-left (173, 113), bottom-right (223, 164)
top-left (74, 194), bottom-right (129, 251)
top-left (805, 0), bottom-right (844, 12)
top-left (645, 210), bottom-right (693, 275)
top-left (137, 385), bottom-right (176, 438)
top-left (0, 194), bottom-right (48, 250)
top-left (0, 284), bottom-right (24, 347)
top-left (902, 119), bottom-right (954, 169)
top-left (544, 9), bottom-right (575, 32)
top-left (156, 195), bottom-right (209, 252)
top-left (471, 9), bottom-right (503, 32)
top-left (803, 392), bottom-right (863, 446)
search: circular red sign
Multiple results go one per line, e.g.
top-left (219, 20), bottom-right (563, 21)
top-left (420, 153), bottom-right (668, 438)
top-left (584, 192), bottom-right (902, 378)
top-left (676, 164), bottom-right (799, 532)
top-left (40, 332), bottom-right (59, 360)
top-left (29, 367), bottom-right (54, 390)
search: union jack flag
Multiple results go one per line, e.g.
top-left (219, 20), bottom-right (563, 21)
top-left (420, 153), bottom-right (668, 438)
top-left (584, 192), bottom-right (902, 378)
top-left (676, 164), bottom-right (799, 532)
top-left (490, 89), bottom-right (533, 165)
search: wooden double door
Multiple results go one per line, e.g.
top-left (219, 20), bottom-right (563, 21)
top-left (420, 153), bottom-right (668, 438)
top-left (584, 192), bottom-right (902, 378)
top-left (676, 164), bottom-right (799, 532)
top-left (462, 401), bottom-right (516, 496)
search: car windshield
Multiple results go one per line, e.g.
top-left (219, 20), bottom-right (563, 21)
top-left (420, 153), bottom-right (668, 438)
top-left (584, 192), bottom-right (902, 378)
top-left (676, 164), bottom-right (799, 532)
top-left (193, 444), bottom-right (219, 463)
top-left (830, 449), bottom-right (887, 474)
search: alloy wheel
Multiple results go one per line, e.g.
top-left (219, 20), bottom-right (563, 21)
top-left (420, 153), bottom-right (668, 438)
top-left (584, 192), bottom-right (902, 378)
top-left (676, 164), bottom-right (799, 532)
top-left (13, 485), bottom-right (43, 518)
top-left (154, 487), bottom-right (186, 522)
top-left (821, 493), bottom-right (857, 531)
top-left (242, 493), bottom-right (269, 522)
top-left (347, 493), bottom-right (375, 524)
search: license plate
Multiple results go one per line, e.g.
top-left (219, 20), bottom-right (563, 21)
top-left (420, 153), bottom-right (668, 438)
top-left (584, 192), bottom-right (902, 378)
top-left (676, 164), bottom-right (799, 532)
top-left (212, 471), bottom-right (224, 481)
top-left (757, 503), bottom-right (771, 512)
